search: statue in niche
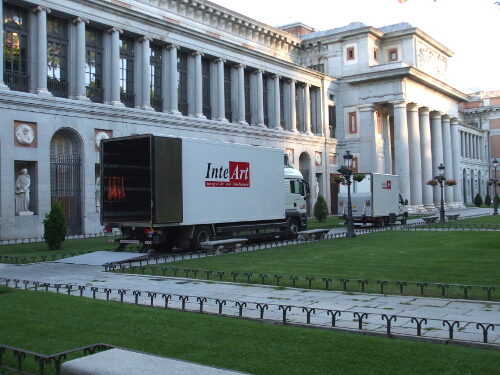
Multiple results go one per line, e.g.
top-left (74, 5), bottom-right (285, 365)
top-left (15, 168), bottom-right (33, 215)
top-left (95, 176), bottom-right (101, 213)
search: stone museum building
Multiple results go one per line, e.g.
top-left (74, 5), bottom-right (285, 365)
top-left (0, 0), bottom-right (493, 240)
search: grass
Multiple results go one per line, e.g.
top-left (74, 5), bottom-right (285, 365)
top-left (308, 216), bottom-right (344, 228)
top-left (0, 236), bottom-right (118, 261)
top-left (1, 287), bottom-right (499, 375)
top-left (129, 231), bottom-right (500, 299)
top-left (425, 215), bottom-right (500, 227)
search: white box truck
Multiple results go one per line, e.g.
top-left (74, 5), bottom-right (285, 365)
top-left (338, 173), bottom-right (408, 226)
top-left (101, 134), bottom-right (309, 251)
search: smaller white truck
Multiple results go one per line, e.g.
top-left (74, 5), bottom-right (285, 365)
top-left (338, 173), bottom-right (408, 226)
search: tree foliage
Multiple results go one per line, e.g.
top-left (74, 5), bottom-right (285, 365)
top-left (473, 193), bottom-right (483, 208)
top-left (43, 202), bottom-right (67, 250)
top-left (313, 194), bottom-right (329, 222)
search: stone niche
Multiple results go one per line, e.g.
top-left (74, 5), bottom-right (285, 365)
top-left (14, 160), bottom-right (38, 216)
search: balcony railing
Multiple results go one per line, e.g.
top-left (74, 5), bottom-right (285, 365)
top-left (86, 85), bottom-right (104, 104)
top-left (151, 95), bottom-right (163, 112)
top-left (120, 91), bottom-right (135, 108)
top-left (48, 78), bottom-right (68, 98)
top-left (4, 72), bottom-right (29, 92)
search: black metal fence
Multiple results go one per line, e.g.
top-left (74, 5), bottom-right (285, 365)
top-left (2, 278), bottom-right (497, 348)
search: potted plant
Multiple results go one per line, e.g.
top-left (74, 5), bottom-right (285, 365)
top-left (445, 179), bottom-right (457, 186)
top-left (426, 179), bottom-right (438, 186)
top-left (353, 173), bottom-right (365, 182)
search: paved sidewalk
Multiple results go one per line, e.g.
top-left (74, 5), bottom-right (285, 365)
top-left (1, 260), bottom-right (498, 346)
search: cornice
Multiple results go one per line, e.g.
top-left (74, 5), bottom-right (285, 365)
top-left (340, 66), bottom-right (468, 102)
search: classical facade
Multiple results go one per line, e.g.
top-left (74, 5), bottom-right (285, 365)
top-left (0, 0), bottom-right (483, 240)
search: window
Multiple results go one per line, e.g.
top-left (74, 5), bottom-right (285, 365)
top-left (47, 17), bottom-right (68, 98)
top-left (329, 153), bottom-right (338, 165)
top-left (202, 58), bottom-right (211, 119)
top-left (279, 81), bottom-right (285, 128)
top-left (244, 70), bottom-right (251, 124)
top-left (388, 48), bottom-right (398, 62)
top-left (119, 36), bottom-right (135, 107)
top-left (224, 64), bottom-right (232, 122)
top-left (177, 51), bottom-right (188, 115)
top-left (329, 105), bottom-right (336, 138)
top-left (352, 157), bottom-right (359, 173)
top-left (150, 44), bottom-right (162, 111)
top-left (373, 47), bottom-right (378, 61)
top-left (263, 74), bottom-right (269, 126)
top-left (348, 112), bottom-right (357, 134)
top-left (346, 47), bottom-right (355, 61)
top-left (3, 4), bottom-right (29, 92)
top-left (85, 28), bottom-right (103, 103)
top-left (295, 87), bottom-right (301, 130)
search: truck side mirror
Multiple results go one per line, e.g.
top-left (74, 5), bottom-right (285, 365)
top-left (404, 199), bottom-right (408, 205)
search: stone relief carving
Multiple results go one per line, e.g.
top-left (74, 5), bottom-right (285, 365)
top-left (15, 124), bottom-right (35, 145)
top-left (416, 42), bottom-right (447, 80)
top-left (15, 168), bottom-right (33, 216)
top-left (95, 131), bottom-right (110, 149)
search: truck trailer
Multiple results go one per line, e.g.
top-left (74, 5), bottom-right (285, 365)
top-left (100, 134), bottom-right (309, 251)
top-left (338, 173), bottom-right (408, 226)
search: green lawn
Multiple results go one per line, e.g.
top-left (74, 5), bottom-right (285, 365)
top-left (1, 287), bottom-right (499, 375)
top-left (426, 215), bottom-right (500, 227)
top-left (308, 216), bottom-right (344, 229)
top-left (129, 231), bottom-right (500, 299)
top-left (0, 236), bottom-right (119, 261)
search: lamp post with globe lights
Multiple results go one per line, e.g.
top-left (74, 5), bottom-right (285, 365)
top-left (491, 159), bottom-right (498, 216)
top-left (337, 151), bottom-right (355, 238)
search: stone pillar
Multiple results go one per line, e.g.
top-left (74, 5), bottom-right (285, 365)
top-left (430, 111), bottom-right (444, 205)
top-left (381, 111), bottom-right (392, 174)
top-left (73, 17), bottom-right (89, 100)
top-left (304, 84), bottom-right (312, 134)
top-left (273, 75), bottom-right (281, 130)
top-left (167, 44), bottom-right (180, 114)
top-left (236, 64), bottom-right (247, 125)
top-left (215, 58), bottom-right (227, 122)
top-left (441, 115), bottom-right (454, 205)
top-left (419, 107), bottom-right (434, 210)
top-left (0, 0), bottom-right (9, 90)
top-left (34, 6), bottom-right (51, 95)
top-left (255, 70), bottom-right (265, 127)
top-left (407, 103), bottom-right (423, 208)
top-left (358, 105), bottom-right (376, 173)
top-left (108, 27), bottom-right (123, 106)
top-left (450, 119), bottom-right (463, 205)
top-left (289, 79), bottom-right (298, 133)
top-left (392, 101), bottom-right (411, 203)
top-left (141, 37), bottom-right (153, 111)
top-left (193, 51), bottom-right (205, 118)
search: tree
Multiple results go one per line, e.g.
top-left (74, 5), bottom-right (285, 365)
top-left (43, 202), bottom-right (67, 250)
top-left (313, 194), bottom-right (328, 222)
top-left (473, 193), bottom-right (483, 208)
top-left (485, 194), bottom-right (492, 206)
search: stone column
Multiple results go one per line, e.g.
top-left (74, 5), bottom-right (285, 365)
top-left (289, 79), bottom-right (298, 133)
top-left (358, 105), bottom-right (376, 173)
top-left (407, 103), bottom-right (423, 208)
top-left (441, 115), bottom-right (454, 205)
top-left (34, 6), bottom-right (51, 95)
top-left (392, 101), bottom-right (411, 203)
top-left (141, 37), bottom-right (153, 111)
top-left (255, 70), bottom-right (265, 127)
top-left (450, 119), bottom-right (463, 205)
top-left (304, 84), bottom-right (312, 134)
top-left (0, 0), bottom-right (9, 90)
top-left (193, 51), bottom-right (205, 118)
top-left (236, 64), bottom-right (247, 125)
top-left (419, 107), bottom-right (434, 210)
top-left (167, 44), bottom-right (180, 114)
top-left (430, 111), bottom-right (444, 205)
top-left (73, 17), bottom-right (89, 100)
top-left (215, 58), bottom-right (227, 122)
top-left (108, 27), bottom-right (123, 106)
top-left (273, 75), bottom-right (281, 130)
top-left (381, 110), bottom-right (392, 174)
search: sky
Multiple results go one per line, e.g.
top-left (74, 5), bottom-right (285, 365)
top-left (208, 0), bottom-right (500, 94)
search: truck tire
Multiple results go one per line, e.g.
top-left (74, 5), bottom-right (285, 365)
top-left (400, 212), bottom-right (408, 225)
top-left (287, 217), bottom-right (300, 239)
top-left (191, 226), bottom-right (211, 251)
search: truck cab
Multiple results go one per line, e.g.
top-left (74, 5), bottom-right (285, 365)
top-left (284, 167), bottom-right (309, 237)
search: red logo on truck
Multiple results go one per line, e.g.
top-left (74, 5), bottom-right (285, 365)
top-left (205, 161), bottom-right (250, 187)
top-left (382, 180), bottom-right (392, 190)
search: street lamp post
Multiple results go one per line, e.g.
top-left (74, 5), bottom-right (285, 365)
top-left (436, 163), bottom-right (446, 223)
top-left (492, 159), bottom-right (498, 216)
top-left (338, 150), bottom-right (355, 238)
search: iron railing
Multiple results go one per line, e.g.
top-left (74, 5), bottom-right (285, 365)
top-left (4, 72), bottom-right (29, 92)
top-left (86, 86), bottom-right (104, 103)
top-left (47, 78), bottom-right (68, 98)
top-left (120, 91), bottom-right (135, 108)
top-left (150, 95), bottom-right (163, 112)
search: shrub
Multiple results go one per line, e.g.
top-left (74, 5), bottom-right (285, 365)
top-left (485, 194), bottom-right (492, 206)
top-left (313, 195), bottom-right (329, 222)
top-left (43, 202), bottom-right (67, 250)
top-left (473, 193), bottom-right (483, 208)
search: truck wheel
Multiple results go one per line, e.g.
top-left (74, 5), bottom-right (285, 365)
top-left (400, 213), bottom-right (408, 225)
top-left (287, 218), bottom-right (300, 239)
top-left (191, 226), bottom-right (211, 251)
